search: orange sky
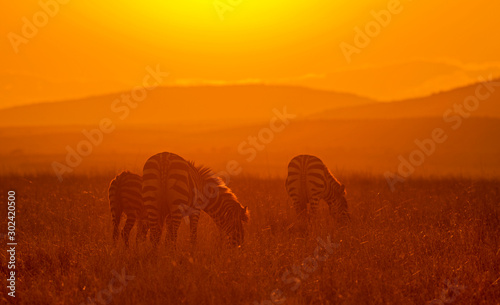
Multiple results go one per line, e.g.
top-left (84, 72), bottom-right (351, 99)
top-left (1, 0), bottom-right (500, 108)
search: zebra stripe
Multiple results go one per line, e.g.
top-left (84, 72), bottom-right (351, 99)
top-left (142, 152), bottom-right (249, 248)
top-left (108, 171), bottom-right (148, 247)
top-left (285, 154), bottom-right (349, 223)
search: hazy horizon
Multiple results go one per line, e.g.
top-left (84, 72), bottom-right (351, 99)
top-left (2, 61), bottom-right (500, 110)
top-left (2, 74), bottom-right (500, 112)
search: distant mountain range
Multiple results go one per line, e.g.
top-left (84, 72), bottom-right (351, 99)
top-left (285, 60), bottom-right (500, 101)
top-left (0, 72), bottom-right (129, 109)
top-left (0, 79), bottom-right (499, 127)
top-left (0, 85), bottom-right (375, 127)
top-left (4, 60), bottom-right (499, 109)
top-left (311, 78), bottom-right (500, 120)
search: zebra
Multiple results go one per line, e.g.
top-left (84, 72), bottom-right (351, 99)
top-left (285, 154), bottom-right (349, 225)
top-left (142, 152), bottom-right (249, 248)
top-left (108, 171), bottom-right (148, 247)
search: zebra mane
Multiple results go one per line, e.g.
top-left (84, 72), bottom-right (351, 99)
top-left (116, 170), bottom-right (132, 177)
top-left (114, 170), bottom-right (141, 181)
top-left (188, 161), bottom-right (235, 197)
top-left (192, 163), bottom-right (215, 181)
top-left (324, 167), bottom-right (346, 195)
top-left (188, 160), bottom-right (246, 213)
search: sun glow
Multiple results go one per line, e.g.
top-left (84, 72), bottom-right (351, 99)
top-left (2, 0), bottom-right (500, 108)
top-left (78, 1), bottom-right (311, 35)
top-left (71, 0), bottom-right (353, 55)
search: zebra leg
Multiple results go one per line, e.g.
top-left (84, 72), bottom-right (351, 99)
top-left (293, 198), bottom-right (307, 221)
top-left (165, 208), bottom-right (182, 250)
top-left (111, 209), bottom-right (122, 244)
top-left (189, 211), bottom-right (201, 246)
top-left (122, 214), bottom-right (136, 248)
top-left (134, 206), bottom-right (148, 247)
top-left (149, 226), bottom-right (161, 248)
top-left (147, 205), bottom-right (162, 249)
top-left (337, 197), bottom-right (351, 225)
top-left (136, 219), bottom-right (148, 246)
top-left (309, 197), bottom-right (320, 216)
top-left (306, 198), bottom-right (321, 231)
top-left (292, 199), bottom-right (308, 234)
top-left (161, 210), bottom-right (169, 244)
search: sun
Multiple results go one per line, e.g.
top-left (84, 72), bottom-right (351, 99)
top-left (71, 0), bottom-right (329, 66)
top-left (77, 0), bottom-right (320, 36)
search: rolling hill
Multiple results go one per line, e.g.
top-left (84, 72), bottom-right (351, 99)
top-left (0, 85), bottom-right (375, 127)
top-left (288, 61), bottom-right (500, 101)
top-left (311, 79), bottom-right (500, 119)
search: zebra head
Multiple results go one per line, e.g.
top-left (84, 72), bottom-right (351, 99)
top-left (331, 184), bottom-right (350, 223)
top-left (227, 204), bottom-right (249, 247)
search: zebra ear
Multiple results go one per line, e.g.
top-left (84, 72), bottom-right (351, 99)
top-left (241, 206), bottom-right (250, 223)
top-left (341, 184), bottom-right (346, 194)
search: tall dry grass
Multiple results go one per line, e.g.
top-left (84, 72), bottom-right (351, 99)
top-left (0, 174), bottom-right (499, 304)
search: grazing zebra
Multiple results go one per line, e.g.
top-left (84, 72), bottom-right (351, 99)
top-left (142, 152), bottom-right (249, 248)
top-left (108, 171), bottom-right (148, 247)
top-left (285, 154), bottom-right (349, 224)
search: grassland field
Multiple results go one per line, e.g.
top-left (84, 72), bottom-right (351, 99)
top-left (0, 173), bottom-right (499, 305)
